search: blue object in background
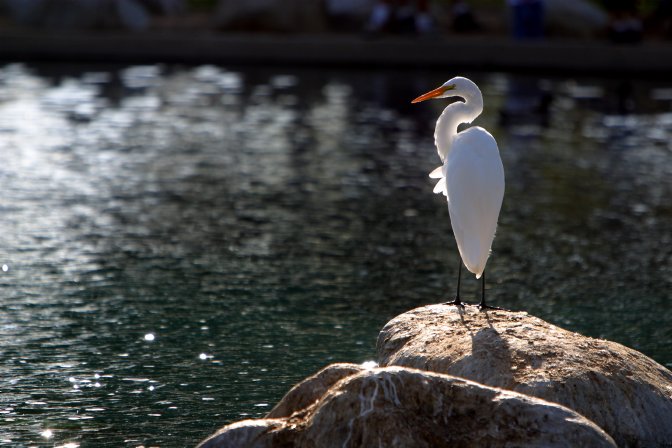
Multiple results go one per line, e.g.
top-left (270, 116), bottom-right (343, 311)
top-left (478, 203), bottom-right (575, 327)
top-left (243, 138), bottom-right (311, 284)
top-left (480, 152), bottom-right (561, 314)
top-left (509, 0), bottom-right (545, 39)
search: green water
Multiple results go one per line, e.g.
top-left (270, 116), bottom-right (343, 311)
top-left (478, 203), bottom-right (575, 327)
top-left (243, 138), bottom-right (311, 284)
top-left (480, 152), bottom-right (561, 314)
top-left (0, 64), bottom-right (670, 447)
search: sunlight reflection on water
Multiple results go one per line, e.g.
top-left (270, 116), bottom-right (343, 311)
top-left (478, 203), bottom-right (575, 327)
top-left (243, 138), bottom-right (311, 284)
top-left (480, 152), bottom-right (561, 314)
top-left (0, 63), bottom-right (670, 446)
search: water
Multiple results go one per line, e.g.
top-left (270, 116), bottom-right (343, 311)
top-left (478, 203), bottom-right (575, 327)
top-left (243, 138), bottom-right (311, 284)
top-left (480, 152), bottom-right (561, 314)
top-left (0, 63), bottom-right (670, 447)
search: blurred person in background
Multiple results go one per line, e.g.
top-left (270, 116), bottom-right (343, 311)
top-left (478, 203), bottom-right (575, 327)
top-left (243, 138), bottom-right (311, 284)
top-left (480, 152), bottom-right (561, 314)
top-left (366, 0), bottom-right (434, 34)
top-left (603, 0), bottom-right (642, 43)
top-left (649, 0), bottom-right (672, 38)
top-left (451, 0), bottom-right (481, 33)
top-left (0, 0), bottom-right (185, 30)
top-left (507, 0), bottom-right (544, 39)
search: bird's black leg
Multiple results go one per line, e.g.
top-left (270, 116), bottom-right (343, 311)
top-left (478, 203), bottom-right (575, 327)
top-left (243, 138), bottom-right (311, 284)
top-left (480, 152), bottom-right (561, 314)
top-left (443, 260), bottom-right (464, 307)
top-left (457, 262), bottom-right (462, 302)
top-left (477, 271), bottom-right (501, 311)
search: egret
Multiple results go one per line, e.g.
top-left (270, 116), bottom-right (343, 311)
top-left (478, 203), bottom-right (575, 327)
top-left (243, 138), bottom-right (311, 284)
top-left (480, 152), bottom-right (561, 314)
top-left (412, 77), bottom-right (504, 309)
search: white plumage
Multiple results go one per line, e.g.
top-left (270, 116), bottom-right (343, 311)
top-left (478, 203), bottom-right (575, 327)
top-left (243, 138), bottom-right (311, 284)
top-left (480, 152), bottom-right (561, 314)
top-left (445, 127), bottom-right (504, 277)
top-left (412, 76), bottom-right (504, 306)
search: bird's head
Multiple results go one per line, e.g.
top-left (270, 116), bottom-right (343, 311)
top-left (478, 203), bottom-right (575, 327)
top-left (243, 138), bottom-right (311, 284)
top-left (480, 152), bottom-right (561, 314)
top-left (411, 76), bottom-right (479, 104)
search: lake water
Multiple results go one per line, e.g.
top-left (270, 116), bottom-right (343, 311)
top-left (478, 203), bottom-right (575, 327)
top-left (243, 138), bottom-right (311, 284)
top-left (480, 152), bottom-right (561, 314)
top-left (0, 63), bottom-right (671, 447)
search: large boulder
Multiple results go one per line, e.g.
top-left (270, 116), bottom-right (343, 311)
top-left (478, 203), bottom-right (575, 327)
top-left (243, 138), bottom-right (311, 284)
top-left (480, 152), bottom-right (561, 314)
top-left (197, 365), bottom-right (615, 448)
top-left (377, 304), bottom-right (672, 447)
top-left (266, 362), bottom-right (365, 418)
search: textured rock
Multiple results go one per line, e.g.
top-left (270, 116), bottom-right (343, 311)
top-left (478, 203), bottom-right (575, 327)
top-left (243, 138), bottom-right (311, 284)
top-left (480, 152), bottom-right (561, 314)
top-left (197, 419), bottom-right (283, 448)
top-left (267, 362), bottom-right (365, 418)
top-left (198, 366), bottom-right (615, 448)
top-left (377, 304), bottom-right (672, 447)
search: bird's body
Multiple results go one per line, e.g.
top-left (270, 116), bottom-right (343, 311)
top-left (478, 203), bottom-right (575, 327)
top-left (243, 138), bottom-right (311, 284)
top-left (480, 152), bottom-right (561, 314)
top-left (445, 126), bottom-right (504, 277)
top-left (412, 77), bottom-right (504, 307)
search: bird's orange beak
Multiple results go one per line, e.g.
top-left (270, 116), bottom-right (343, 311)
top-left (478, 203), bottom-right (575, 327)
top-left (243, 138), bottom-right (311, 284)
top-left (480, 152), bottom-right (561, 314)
top-left (411, 84), bottom-right (456, 104)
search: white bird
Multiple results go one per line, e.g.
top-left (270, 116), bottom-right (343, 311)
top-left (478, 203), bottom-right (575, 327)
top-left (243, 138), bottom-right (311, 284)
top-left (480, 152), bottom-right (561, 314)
top-left (412, 76), bottom-right (504, 309)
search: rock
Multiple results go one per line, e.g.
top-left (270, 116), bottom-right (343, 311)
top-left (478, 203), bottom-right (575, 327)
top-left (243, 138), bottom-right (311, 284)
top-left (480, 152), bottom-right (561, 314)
top-left (197, 418), bottom-right (283, 448)
top-left (267, 362), bottom-right (365, 418)
top-left (214, 0), bottom-right (328, 33)
top-left (377, 304), bottom-right (672, 447)
top-left (197, 366), bottom-right (615, 448)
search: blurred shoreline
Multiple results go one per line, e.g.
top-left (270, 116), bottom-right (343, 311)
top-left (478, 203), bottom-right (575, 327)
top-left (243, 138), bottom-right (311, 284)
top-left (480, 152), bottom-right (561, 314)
top-left (2, 28), bottom-right (672, 75)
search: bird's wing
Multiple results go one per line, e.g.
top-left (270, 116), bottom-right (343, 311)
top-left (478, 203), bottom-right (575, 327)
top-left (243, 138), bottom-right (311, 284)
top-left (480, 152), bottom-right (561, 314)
top-left (428, 166), bottom-right (443, 178)
top-left (429, 166), bottom-right (447, 196)
top-left (433, 178), bottom-right (447, 196)
top-left (446, 127), bottom-right (504, 278)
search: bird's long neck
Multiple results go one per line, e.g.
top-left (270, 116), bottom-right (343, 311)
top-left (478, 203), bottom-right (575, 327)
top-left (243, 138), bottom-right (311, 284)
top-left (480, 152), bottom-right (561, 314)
top-left (434, 94), bottom-right (483, 162)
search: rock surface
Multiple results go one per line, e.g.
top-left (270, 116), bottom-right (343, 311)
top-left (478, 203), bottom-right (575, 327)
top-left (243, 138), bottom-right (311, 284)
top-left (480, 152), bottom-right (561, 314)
top-left (377, 304), bottom-right (672, 447)
top-left (197, 365), bottom-right (616, 448)
top-left (266, 362), bottom-right (365, 419)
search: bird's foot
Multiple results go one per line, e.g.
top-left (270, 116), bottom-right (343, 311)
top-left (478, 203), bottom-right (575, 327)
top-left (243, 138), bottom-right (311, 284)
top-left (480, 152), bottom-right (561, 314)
top-left (442, 298), bottom-right (465, 308)
top-left (477, 302), bottom-right (503, 312)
